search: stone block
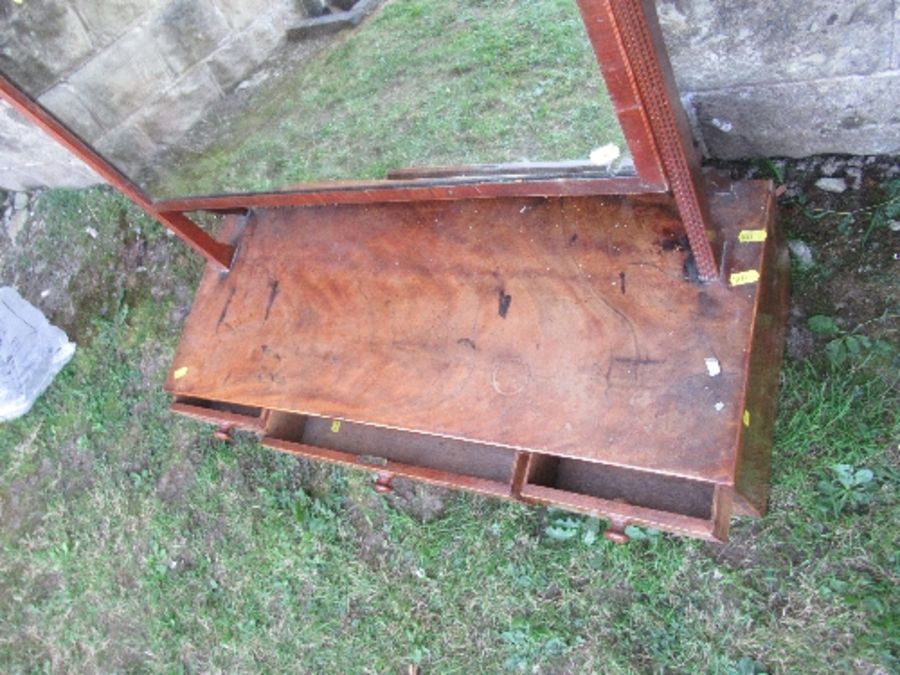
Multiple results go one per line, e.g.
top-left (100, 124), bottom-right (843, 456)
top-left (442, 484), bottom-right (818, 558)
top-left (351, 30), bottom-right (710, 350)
top-left (1, 102), bottom-right (37, 156)
top-left (207, 19), bottom-right (284, 91)
top-left (287, 12), bottom-right (356, 40)
top-left (213, 0), bottom-right (293, 30)
top-left (38, 83), bottom-right (105, 142)
top-left (691, 72), bottom-right (900, 159)
top-left (0, 101), bottom-right (100, 191)
top-left (0, 163), bottom-right (98, 193)
top-left (151, 0), bottom-right (231, 74)
top-left (94, 122), bottom-right (160, 183)
top-left (345, 0), bottom-right (383, 22)
top-left (300, 0), bottom-right (330, 18)
top-left (66, 25), bottom-right (176, 130)
top-left (893, 3), bottom-right (900, 70)
top-left (0, 2), bottom-right (94, 94)
top-left (331, 0), bottom-right (360, 11)
top-left (71, 0), bottom-right (167, 47)
top-left (286, 0), bottom-right (383, 41)
top-left (134, 65), bottom-right (223, 148)
top-left (658, 0), bottom-right (894, 90)
top-left (0, 286), bottom-right (76, 422)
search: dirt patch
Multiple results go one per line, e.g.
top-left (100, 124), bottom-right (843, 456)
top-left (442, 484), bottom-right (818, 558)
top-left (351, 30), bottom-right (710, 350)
top-left (99, 607), bottom-right (151, 672)
top-left (704, 519), bottom-right (768, 570)
top-left (59, 441), bottom-right (96, 497)
top-left (156, 460), bottom-right (197, 506)
top-left (0, 187), bottom-right (202, 348)
top-left (385, 478), bottom-right (450, 523)
top-left (0, 478), bottom-right (43, 536)
top-left (345, 491), bottom-right (391, 564)
top-left (785, 307), bottom-right (816, 360)
top-left (133, 341), bottom-right (177, 392)
top-left (0, 458), bottom-right (55, 537)
top-left (718, 155), bottom-right (898, 333)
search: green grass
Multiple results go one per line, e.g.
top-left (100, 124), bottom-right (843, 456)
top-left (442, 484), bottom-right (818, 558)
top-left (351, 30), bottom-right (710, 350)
top-left (148, 0), bottom-right (625, 197)
top-left (1, 8), bottom-right (898, 669)
top-left (0, 185), bottom-right (897, 672)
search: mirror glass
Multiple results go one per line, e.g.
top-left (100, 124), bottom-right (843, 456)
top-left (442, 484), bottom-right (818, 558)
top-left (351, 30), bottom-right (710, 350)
top-left (2, 0), bottom-right (629, 199)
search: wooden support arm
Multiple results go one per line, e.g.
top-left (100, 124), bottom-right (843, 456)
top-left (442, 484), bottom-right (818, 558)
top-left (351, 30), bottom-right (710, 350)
top-left (0, 73), bottom-right (235, 271)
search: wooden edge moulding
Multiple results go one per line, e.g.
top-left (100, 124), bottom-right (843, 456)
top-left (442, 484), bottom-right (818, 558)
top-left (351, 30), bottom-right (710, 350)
top-left (172, 398), bottom-right (742, 542)
top-left (0, 0), bottom-right (788, 543)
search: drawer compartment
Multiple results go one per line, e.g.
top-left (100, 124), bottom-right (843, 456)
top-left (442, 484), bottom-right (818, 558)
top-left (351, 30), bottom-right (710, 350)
top-left (171, 396), bottom-right (263, 430)
top-left (262, 413), bottom-right (517, 496)
top-left (525, 455), bottom-right (714, 519)
top-left (522, 455), bottom-right (724, 539)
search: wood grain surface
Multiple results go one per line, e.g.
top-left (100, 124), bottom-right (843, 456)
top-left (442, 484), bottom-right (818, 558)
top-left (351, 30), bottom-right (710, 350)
top-left (166, 181), bottom-right (774, 484)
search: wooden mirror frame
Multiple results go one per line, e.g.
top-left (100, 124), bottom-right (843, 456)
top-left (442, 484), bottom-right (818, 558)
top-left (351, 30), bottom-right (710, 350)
top-left (0, 0), bottom-right (718, 280)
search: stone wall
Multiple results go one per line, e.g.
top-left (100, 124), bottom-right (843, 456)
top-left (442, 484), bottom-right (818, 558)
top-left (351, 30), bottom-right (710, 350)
top-left (1, 0), bottom-right (898, 191)
top-left (658, 0), bottom-right (900, 159)
top-left (0, 0), bottom-right (299, 190)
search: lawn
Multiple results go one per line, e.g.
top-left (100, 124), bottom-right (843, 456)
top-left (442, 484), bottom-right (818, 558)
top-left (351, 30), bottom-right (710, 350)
top-left (0, 166), bottom-right (897, 672)
top-left (0, 0), bottom-right (898, 670)
top-left (145, 0), bottom-right (626, 198)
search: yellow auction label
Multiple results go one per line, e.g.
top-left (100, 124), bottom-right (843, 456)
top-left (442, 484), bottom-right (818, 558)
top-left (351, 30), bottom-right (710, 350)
top-left (743, 410), bottom-right (751, 427)
top-left (738, 229), bottom-right (767, 243)
top-left (173, 367), bottom-right (188, 380)
top-left (730, 270), bottom-right (760, 286)
top-left (330, 420), bottom-right (342, 433)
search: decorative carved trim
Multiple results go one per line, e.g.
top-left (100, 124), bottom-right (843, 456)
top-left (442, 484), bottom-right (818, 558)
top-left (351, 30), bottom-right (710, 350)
top-left (599, 0), bottom-right (719, 280)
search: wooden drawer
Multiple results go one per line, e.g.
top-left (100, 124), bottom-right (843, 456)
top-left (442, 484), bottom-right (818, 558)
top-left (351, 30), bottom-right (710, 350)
top-left (520, 454), bottom-right (730, 541)
top-left (171, 400), bottom-right (732, 540)
top-left (261, 411), bottom-right (516, 498)
top-left (171, 396), bottom-right (263, 432)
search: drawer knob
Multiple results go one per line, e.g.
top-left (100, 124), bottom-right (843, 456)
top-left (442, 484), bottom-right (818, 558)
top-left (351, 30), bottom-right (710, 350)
top-left (603, 529), bottom-right (630, 544)
top-left (373, 472), bottom-right (394, 494)
top-left (214, 424), bottom-right (235, 443)
top-left (604, 518), bottom-right (630, 544)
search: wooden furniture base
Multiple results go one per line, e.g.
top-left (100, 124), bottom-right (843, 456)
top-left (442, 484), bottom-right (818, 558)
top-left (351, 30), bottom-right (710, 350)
top-left (166, 176), bottom-right (788, 542)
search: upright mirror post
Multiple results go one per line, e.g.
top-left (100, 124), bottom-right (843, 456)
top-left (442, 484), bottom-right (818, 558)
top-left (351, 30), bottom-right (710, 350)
top-left (578, 0), bottom-right (719, 280)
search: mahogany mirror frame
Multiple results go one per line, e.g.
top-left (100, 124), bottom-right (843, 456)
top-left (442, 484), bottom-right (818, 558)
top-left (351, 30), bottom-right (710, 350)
top-left (0, 0), bottom-right (719, 280)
